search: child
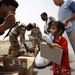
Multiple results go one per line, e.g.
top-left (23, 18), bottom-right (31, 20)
top-left (47, 21), bottom-right (71, 75)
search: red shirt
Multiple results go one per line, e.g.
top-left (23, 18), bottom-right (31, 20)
top-left (52, 36), bottom-right (71, 75)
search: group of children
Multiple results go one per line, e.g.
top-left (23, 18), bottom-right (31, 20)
top-left (8, 20), bottom-right (71, 75)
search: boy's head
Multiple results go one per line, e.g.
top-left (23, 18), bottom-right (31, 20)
top-left (49, 21), bottom-right (65, 36)
top-left (0, 0), bottom-right (19, 17)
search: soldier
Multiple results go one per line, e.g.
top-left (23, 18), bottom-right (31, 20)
top-left (0, 0), bottom-right (19, 35)
top-left (30, 23), bottom-right (42, 51)
top-left (8, 22), bottom-right (34, 57)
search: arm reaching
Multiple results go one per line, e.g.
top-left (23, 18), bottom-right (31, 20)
top-left (0, 11), bottom-right (15, 33)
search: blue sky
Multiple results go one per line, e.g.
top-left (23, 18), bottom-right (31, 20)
top-left (0, 0), bottom-right (59, 40)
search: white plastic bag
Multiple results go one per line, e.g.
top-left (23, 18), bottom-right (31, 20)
top-left (42, 34), bottom-right (53, 44)
top-left (34, 51), bottom-right (51, 67)
top-left (63, 31), bottom-right (75, 63)
top-left (65, 21), bottom-right (72, 28)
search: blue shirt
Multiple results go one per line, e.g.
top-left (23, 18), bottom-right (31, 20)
top-left (58, 0), bottom-right (75, 32)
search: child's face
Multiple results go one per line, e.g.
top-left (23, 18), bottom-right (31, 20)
top-left (50, 25), bottom-right (57, 36)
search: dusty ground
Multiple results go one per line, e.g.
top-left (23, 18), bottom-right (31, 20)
top-left (0, 41), bottom-right (10, 51)
top-left (0, 41), bottom-right (75, 75)
top-left (0, 41), bottom-right (10, 65)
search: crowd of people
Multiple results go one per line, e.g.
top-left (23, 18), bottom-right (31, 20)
top-left (0, 0), bottom-right (75, 75)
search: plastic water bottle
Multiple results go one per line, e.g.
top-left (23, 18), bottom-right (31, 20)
top-left (49, 33), bottom-right (53, 44)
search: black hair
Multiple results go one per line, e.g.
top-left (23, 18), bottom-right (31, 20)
top-left (40, 12), bottom-right (47, 17)
top-left (0, 0), bottom-right (3, 6)
top-left (26, 25), bottom-right (33, 29)
top-left (0, 0), bottom-right (18, 8)
top-left (47, 21), bottom-right (54, 33)
top-left (50, 21), bottom-right (65, 35)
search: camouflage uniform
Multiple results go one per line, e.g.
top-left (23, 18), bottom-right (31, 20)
top-left (30, 27), bottom-right (42, 50)
top-left (9, 22), bottom-right (26, 56)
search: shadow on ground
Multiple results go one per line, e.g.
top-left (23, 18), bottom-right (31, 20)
top-left (33, 71), bottom-right (38, 75)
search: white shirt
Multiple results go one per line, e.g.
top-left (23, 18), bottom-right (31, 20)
top-left (44, 16), bottom-right (55, 35)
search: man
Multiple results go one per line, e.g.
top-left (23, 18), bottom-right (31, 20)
top-left (40, 12), bottom-right (55, 35)
top-left (0, 0), bottom-right (19, 35)
top-left (30, 23), bottom-right (42, 51)
top-left (53, 0), bottom-right (75, 52)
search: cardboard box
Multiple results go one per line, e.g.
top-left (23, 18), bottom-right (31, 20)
top-left (0, 71), bottom-right (19, 75)
top-left (0, 56), bottom-right (4, 62)
top-left (0, 66), bottom-right (4, 72)
top-left (3, 56), bottom-right (35, 75)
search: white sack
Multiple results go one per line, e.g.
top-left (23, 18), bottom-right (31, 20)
top-left (34, 51), bottom-right (51, 67)
top-left (63, 31), bottom-right (75, 63)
